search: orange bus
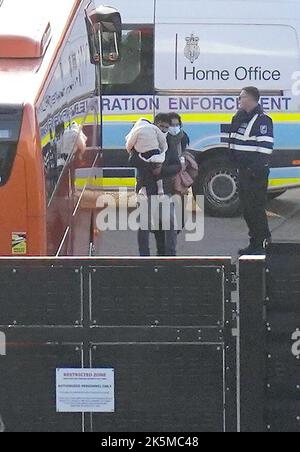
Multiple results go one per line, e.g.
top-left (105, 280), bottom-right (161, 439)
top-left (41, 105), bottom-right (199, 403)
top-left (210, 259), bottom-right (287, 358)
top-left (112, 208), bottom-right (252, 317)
top-left (0, 0), bottom-right (121, 256)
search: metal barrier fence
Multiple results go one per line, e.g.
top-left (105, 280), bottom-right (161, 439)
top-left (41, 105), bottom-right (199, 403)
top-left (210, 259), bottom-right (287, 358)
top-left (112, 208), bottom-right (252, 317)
top-left (0, 248), bottom-right (298, 432)
top-left (0, 258), bottom-right (236, 433)
top-left (240, 244), bottom-right (300, 433)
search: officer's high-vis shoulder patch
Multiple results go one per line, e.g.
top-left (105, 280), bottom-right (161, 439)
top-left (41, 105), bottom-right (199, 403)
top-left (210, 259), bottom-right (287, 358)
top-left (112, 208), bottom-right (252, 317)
top-left (260, 125), bottom-right (268, 135)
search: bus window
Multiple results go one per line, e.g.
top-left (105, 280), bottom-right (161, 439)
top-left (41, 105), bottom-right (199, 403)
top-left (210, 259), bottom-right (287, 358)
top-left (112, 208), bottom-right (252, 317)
top-left (0, 106), bottom-right (23, 187)
top-left (102, 27), bottom-right (154, 95)
top-left (72, 105), bottom-right (100, 256)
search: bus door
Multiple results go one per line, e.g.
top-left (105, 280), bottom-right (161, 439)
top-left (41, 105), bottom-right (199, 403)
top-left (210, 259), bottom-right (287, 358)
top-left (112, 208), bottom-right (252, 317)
top-left (38, 3), bottom-right (94, 256)
top-left (68, 98), bottom-right (100, 256)
top-left (40, 1), bottom-right (122, 255)
top-left (0, 105), bottom-right (28, 256)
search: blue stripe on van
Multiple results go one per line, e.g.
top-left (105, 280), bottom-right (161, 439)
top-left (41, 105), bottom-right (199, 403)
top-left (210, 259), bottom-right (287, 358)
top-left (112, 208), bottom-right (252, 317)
top-left (270, 167), bottom-right (300, 179)
top-left (103, 122), bottom-right (300, 151)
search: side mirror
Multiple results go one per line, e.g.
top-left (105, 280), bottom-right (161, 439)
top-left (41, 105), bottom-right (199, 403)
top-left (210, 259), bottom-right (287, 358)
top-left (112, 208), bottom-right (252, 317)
top-left (86, 5), bottom-right (122, 66)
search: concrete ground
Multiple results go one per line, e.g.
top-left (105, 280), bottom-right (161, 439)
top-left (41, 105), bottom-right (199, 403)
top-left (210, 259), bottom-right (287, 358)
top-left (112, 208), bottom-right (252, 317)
top-left (88, 188), bottom-right (300, 257)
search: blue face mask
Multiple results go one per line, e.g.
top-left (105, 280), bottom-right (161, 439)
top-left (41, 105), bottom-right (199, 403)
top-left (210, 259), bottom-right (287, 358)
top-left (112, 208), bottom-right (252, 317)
top-left (169, 126), bottom-right (181, 136)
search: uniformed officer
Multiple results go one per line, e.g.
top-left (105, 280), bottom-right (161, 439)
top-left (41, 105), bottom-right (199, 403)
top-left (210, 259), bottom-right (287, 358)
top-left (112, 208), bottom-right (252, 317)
top-left (229, 86), bottom-right (274, 255)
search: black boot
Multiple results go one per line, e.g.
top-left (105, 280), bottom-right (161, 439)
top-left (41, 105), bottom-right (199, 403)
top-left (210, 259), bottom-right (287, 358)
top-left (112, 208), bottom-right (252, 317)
top-left (239, 245), bottom-right (260, 256)
top-left (238, 240), bottom-right (268, 256)
top-left (239, 243), bottom-right (266, 256)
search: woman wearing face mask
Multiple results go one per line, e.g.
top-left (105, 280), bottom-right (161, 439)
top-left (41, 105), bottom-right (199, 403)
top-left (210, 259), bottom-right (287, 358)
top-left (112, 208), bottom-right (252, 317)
top-left (167, 113), bottom-right (190, 157)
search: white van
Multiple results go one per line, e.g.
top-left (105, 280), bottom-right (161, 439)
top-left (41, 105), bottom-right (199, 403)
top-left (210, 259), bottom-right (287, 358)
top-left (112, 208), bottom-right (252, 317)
top-left (99, 0), bottom-right (300, 216)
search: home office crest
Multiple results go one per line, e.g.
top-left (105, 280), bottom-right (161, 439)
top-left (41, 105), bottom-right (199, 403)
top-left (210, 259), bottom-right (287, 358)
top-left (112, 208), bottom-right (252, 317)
top-left (184, 34), bottom-right (200, 64)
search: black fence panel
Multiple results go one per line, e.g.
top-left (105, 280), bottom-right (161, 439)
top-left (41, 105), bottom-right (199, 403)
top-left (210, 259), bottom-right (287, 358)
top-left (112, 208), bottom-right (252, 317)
top-left (265, 243), bottom-right (300, 432)
top-left (90, 263), bottom-right (225, 327)
top-left (0, 265), bottom-right (83, 327)
top-left (239, 244), bottom-right (300, 433)
top-left (0, 257), bottom-right (236, 433)
top-left (88, 258), bottom-right (237, 433)
top-left (0, 338), bottom-right (83, 432)
top-left (91, 344), bottom-right (224, 433)
top-left (238, 256), bottom-right (266, 433)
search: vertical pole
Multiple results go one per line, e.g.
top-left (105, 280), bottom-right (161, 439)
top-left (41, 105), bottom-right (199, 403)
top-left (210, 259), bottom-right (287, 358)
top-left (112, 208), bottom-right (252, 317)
top-left (82, 264), bottom-right (92, 432)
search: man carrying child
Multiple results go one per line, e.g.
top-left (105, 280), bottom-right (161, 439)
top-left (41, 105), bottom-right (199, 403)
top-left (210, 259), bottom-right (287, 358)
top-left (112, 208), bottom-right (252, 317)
top-left (126, 114), bottom-right (183, 256)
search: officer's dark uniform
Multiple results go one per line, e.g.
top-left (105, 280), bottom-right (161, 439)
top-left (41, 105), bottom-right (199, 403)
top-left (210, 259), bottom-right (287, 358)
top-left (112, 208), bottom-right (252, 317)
top-left (229, 104), bottom-right (274, 253)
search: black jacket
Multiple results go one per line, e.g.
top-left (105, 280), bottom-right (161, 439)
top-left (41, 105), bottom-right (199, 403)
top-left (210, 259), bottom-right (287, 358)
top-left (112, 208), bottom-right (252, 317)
top-left (229, 105), bottom-right (274, 173)
top-left (167, 132), bottom-right (190, 156)
top-left (131, 148), bottom-right (181, 196)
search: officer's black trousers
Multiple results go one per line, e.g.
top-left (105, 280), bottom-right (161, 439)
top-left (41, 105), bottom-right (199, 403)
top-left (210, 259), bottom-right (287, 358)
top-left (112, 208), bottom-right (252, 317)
top-left (238, 167), bottom-right (271, 245)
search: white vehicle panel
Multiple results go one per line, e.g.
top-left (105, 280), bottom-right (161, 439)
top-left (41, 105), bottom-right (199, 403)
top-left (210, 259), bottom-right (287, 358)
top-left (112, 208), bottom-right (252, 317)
top-left (155, 24), bottom-right (300, 91)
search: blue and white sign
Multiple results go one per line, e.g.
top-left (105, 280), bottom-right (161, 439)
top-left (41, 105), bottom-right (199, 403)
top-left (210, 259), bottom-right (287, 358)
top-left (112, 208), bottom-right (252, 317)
top-left (155, 23), bottom-right (299, 90)
top-left (56, 369), bottom-right (115, 413)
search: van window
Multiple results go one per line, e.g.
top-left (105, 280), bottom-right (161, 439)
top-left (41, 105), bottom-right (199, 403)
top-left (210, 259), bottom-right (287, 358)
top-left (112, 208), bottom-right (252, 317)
top-left (102, 27), bottom-right (154, 95)
top-left (0, 106), bottom-right (22, 187)
top-left (155, 24), bottom-right (299, 91)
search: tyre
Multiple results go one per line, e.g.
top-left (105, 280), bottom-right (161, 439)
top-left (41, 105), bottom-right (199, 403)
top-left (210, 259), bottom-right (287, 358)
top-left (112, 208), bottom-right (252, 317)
top-left (268, 190), bottom-right (287, 201)
top-left (193, 156), bottom-right (241, 217)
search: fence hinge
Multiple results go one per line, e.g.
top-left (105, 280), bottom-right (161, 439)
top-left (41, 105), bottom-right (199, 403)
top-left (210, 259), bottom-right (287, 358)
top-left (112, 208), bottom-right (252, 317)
top-left (230, 267), bottom-right (239, 291)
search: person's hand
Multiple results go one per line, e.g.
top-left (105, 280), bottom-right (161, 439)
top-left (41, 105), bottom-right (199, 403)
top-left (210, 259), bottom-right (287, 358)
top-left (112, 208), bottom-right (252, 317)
top-left (180, 157), bottom-right (186, 171)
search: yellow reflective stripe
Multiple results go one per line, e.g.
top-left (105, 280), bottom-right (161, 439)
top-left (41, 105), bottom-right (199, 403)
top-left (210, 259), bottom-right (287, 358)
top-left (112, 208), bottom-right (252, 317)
top-left (102, 113), bottom-right (232, 123)
top-left (41, 115), bottom-right (97, 148)
top-left (103, 114), bottom-right (153, 123)
top-left (102, 112), bottom-right (300, 123)
top-left (41, 112), bottom-right (300, 147)
top-left (180, 113), bottom-right (233, 123)
top-left (269, 178), bottom-right (300, 187)
top-left (75, 176), bottom-right (300, 190)
top-left (269, 113), bottom-right (300, 122)
top-left (42, 135), bottom-right (50, 147)
top-left (75, 177), bottom-right (136, 189)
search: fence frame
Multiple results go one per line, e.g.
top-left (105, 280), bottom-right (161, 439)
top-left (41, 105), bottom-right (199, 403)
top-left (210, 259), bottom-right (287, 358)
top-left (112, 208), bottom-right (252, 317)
top-left (0, 256), bottom-right (237, 433)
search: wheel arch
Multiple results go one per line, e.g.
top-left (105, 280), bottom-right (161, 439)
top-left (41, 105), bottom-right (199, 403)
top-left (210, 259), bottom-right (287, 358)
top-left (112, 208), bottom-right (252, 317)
top-left (190, 146), bottom-right (232, 166)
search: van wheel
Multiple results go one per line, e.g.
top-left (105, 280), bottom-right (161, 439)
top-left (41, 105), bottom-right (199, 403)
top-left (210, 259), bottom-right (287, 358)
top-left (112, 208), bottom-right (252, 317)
top-left (193, 157), bottom-right (241, 217)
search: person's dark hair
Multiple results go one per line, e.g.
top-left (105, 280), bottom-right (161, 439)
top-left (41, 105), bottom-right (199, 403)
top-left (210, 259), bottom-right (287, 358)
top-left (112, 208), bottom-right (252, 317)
top-left (243, 86), bottom-right (260, 102)
top-left (168, 113), bottom-right (183, 127)
top-left (154, 113), bottom-right (171, 125)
